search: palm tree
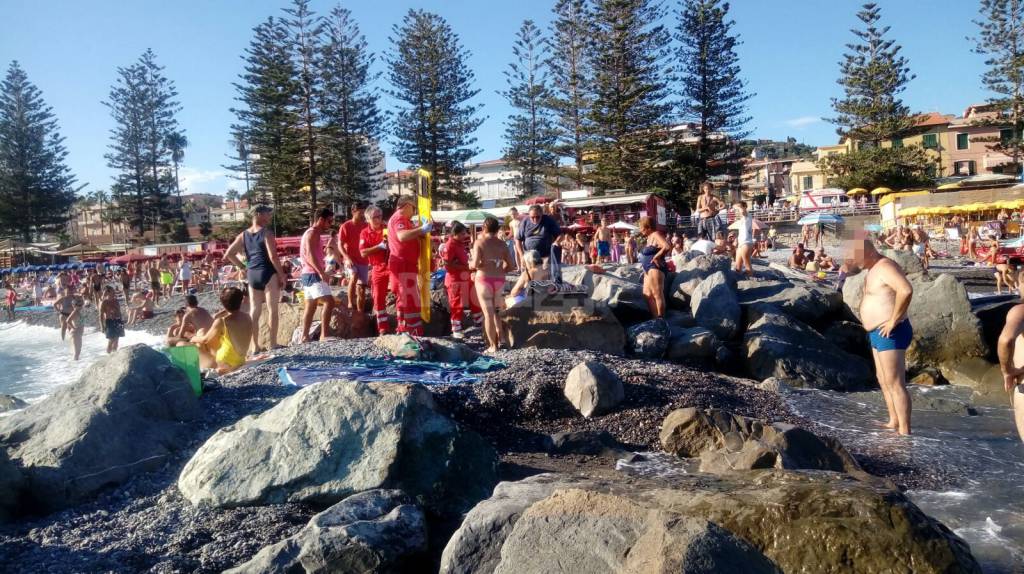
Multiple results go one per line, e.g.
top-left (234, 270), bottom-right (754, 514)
top-left (164, 131), bottom-right (189, 207)
top-left (87, 190), bottom-right (112, 240)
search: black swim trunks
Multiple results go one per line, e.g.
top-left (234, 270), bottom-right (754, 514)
top-left (104, 318), bottom-right (124, 340)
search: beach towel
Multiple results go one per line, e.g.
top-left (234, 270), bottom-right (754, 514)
top-left (277, 356), bottom-right (505, 388)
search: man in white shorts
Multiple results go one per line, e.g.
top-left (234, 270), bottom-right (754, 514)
top-left (299, 207), bottom-right (339, 342)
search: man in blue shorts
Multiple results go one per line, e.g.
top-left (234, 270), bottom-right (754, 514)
top-left (847, 235), bottom-right (915, 435)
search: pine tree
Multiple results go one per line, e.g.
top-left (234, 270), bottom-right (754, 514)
top-left (588, 0), bottom-right (672, 192)
top-left (104, 49), bottom-right (181, 239)
top-left (828, 3), bottom-right (916, 144)
top-left (387, 10), bottom-right (484, 206)
top-left (972, 0), bottom-right (1024, 176)
top-left (502, 20), bottom-right (558, 198)
top-left (283, 0), bottom-right (325, 217)
top-left (230, 17), bottom-right (306, 233)
top-left (675, 0), bottom-right (753, 192)
top-left (546, 0), bottom-right (592, 188)
top-left (319, 6), bottom-right (384, 211)
top-left (0, 61), bottom-right (77, 241)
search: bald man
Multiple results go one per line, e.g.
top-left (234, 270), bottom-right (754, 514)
top-left (847, 237), bottom-right (915, 435)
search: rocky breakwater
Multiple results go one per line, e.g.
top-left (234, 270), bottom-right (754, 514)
top-left (0, 345), bottom-right (199, 517)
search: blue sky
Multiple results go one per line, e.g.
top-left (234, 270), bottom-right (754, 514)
top-left (0, 0), bottom-right (991, 197)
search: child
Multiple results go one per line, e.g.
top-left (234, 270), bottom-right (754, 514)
top-left (66, 296), bottom-right (86, 360)
top-left (442, 222), bottom-right (482, 339)
top-left (166, 308), bottom-right (194, 347)
top-left (99, 285), bottom-right (124, 354)
top-left (190, 287), bottom-right (256, 374)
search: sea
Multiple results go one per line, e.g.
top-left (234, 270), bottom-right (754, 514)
top-left (0, 321), bottom-right (1022, 572)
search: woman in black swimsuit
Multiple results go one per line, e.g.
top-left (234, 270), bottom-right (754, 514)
top-left (638, 217), bottom-right (670, 318)
top-left (224, 205), bottom-right (287, 352)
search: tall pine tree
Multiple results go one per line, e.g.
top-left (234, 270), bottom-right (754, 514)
top-left (675, 0), bottom-right (752, 195)
top-left (546, 0), bottom-right (592, 188)
top-left (320, 6), bottom-right (384, 210)
top-left (283, 0), bottom-right (325, 216)
top-left (0, 61), bottom-right (77, 241)
top-left (387, 10), bottom-right (484, 205)
top-left (972, 0), bottom-right (1024, 176)
top-left (104, 49), bottom-right (181, 240)
top-left (502, 20), bottom-right (558, 197)
top-left (230, 17), bottom-right (306, 233)
top-left (828, 3), bottom-right (916, 144)
top-left (588, 0), bottom-right (672, 192)
top-left (822, 3), bottom-right (932, 188)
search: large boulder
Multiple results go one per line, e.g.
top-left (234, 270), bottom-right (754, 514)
top-left (563, 361), bottom-right (624, 418)
top-left (744, 305), bottom-right (871, 390)
top-left (561, 265), bottom-right (650, 324)
top-left (882, 248), bottom-right (926, 275)
top-left (177, 381), bottom-right (497, 518)
top-left (659, 407), bottom-right (861, 474)
top-left (0, 450), bottom-right (22, 522)
top-left (821, 320), bottom-right (871, 358)
top-left (626, 318), bottom-right (670, 358)
top-left (690, 271), bottom-right (741, 340)
top-left (440, 472), bottom-right (981, 574)
top-left (506, 302), bottom-right (626, 355)
top-left (386, 288), bottom-right (452, 337)
top-left (737, 279), bottom-right (841, 324)
top-left (0, 345), bottom-right (199, 513)
top-left (666, 326), bottom-right (719, 362)
top-left (939, 357), bottom-right (1004, 396)
top-left (0, 394), bottom-right (27, 413)
top-left (224, 489), bottom-right (427, 574)
top-left (842, 272), bottom-right (986, 369)
top-left (668, 255), bottom-right (733, 309)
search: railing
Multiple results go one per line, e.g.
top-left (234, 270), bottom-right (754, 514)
top-left (667, 204), bottom-right (881, 228)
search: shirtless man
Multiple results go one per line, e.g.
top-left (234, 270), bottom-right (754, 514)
top-left (847, 236), bottom-right (914, 435)
top-left (53, 288), bottom-right (74, 341)
top-left (507, 207), bottom-right (522, 271)
top-left (179, 294), bottom-right (214, 342)
top-left (99, 285), bottom-right (124, 354)
top-left (595, 217), bottom-right (612, 263)
top-left (997, 303), bottom-right (1024, 441)
top-left (695, 182), bottom-right (723, 241)
top-left (147, 263), bottom-right (162, 305)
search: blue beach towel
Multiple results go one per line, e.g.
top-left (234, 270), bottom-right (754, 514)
top-left (277, 356), bottom-right (505, 388)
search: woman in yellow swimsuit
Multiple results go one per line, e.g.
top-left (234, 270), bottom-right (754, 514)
top-left (191, 287), bottom-right (254, 374)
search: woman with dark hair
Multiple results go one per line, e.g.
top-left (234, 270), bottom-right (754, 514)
top-left (471, 217), bottom-right (515, 353)
top-left (638, 217), bottom-right (669, 318)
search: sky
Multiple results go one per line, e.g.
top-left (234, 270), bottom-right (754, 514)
top-left (0, 0), bottom-right (993, 198)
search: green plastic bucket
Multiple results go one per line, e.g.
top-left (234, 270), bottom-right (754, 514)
top-left (165, 345), bottom-right (202, 397)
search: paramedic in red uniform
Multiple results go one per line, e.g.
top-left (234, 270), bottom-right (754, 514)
top-left (387, 195), bottom-right (432, 335)
top-left (360, 205), bottom-right (390, 334)
top-left (442, 221), bottom-right (481, 338)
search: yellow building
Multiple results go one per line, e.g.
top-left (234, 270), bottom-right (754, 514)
top-left (789, 160), bottom-right (827, 192)
top-left (841, 112), bottom-right (955, 178)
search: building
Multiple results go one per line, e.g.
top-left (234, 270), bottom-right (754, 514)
top-left (68, 201), bottom-right (132, 245)
top-left (385, 159), bottom-right (569, 209)
top-left (741, 157), bottom-right (796, 203)
top-left (946, 103), bottom-right (1015, 177)
top-left (209, 199), bottom-right (249, 225)
top-left (837, 112), bottom-right (955, 177)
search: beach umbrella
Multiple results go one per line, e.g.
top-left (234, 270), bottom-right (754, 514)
top-left (608, 221), bottom-right (638, 231)
top-left (870, 187), bottom-right (894, 196)
top-left (797, 212), bottom-right (844, 226)
top-left (460, 209), bottom-right (496, 224)
top-left (846, 188), bottom-right (868, 196)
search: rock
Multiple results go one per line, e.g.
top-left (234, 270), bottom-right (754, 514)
top-left (910, 390), bottom-right (978, 416)
top-left (258, 301), bottom-right (304, 349)
top-left (744, 305), bottom-right (871, 390)
top-left (224, 489), bottom-right (427, 574)
top-left (975, 299), bottom-right (1019, 362)
top-left (843, 272), bottom-right (986, 369)
top-left (386, 289), bottom-right (452, 337)
top-left (177, 381), bottom-right (497, 518)
top-left (423, 337), bottom-right (481, 363)
top-left (940, 357), bottom-right (1003, 395)
top-left (563, 361), bottom-right (624, 418)
top-left (664, 308), bottom-right (696, 329)
top-left (910, 367), bottom-right (948, 386)
top-left (659, 407), bottom-right (860, 473)
top-left (690, 271), bottom-right (741, 340)
top-left (505, 302), bottom-right (626, 355)
top-left (756, 377), bottom-right (791, 393)
top-left (821, 320), bottom-right (871, 358)
top-left (0, 345), bottom-right (199, 513)
top-left (737, 279), bottom-right (841, 324)
top-left (543, 430), bottom-right (625, 456)
top-left (440, 472), bottom-right (981, 574)
top-left (0, 394), bottom-right (27, 413)
top-left (882, 248), bottom-right (926, 275)
top-left (561, 265), bottom-right (650, 324)
top-left (375, 333), bottom-right (424, 359)
top-left (665, 326), bottom-right (719, 362)
top-left (626, 318), bottom-right (669, 358)
top-left (668, 255), bottom-right (733, 309)
top-left (0, 450), bottom-right (22, 522)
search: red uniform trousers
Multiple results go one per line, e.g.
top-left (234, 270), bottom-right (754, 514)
top-left (388, 256), bottom-right (422, 336)
top-left (445, 272), bottom-right (481, 334)
top-left (369, 263), bottom-right (390, 334)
